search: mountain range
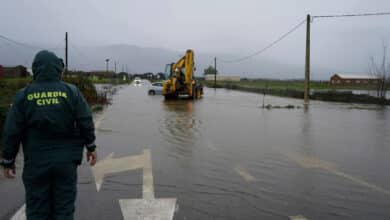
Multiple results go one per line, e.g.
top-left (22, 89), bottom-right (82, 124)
top-left (0, 43), bottom-right (333, 79)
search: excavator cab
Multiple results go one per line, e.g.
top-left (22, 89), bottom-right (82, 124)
top-left (164, 63), bottom-right (173, 79)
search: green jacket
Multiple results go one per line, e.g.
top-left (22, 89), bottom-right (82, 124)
top-left (2, 50), bottom-right (96, 166)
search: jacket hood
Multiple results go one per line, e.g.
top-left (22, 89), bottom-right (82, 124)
top-left (32, 50), bottom-right (64, 81)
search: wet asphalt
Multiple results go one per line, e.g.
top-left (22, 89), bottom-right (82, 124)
top-left (1, 82), bottom-right (390, 220)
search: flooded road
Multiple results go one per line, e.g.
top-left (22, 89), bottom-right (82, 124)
top-left (90, 84), bottom-right (390, 220)
top-left (1, 83), bottom-right (389, 220)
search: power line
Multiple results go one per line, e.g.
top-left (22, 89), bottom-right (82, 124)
top-left (220, 18), bottom-right (306, 63)
top-left (208, 58), bottom-right (214, 67)
top-left (0, 33), bottom-right (65, 51)
top-left (0, 34), bottom-right (43, 50)
top-left (46, 38), bottom-right (65, 51)
top-left (219, 12), bottom-right (390, 64)
top-left (68, 42), bottom-right (98, 70)
top-left (68, 42), bottom-right (91, 61)
top-left (313, 12), bottom-right (390, 19)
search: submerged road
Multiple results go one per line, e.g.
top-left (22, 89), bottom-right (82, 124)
top-left (1, 83), bottom-right (390, 220)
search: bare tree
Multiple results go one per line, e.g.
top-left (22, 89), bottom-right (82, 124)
top-left (369, 43), bottom-right (390, 100)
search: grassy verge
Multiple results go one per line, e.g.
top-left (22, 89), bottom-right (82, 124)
top-left (89, 76), bottom-right (132, 85)
top-left (202, 79), bottom-right (377, 91)
top-left (62, 76), bottom-right (109, 105)
top-left (202, 80), bottom-right (389, 105)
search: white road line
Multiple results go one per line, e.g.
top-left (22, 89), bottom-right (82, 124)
top-left (234, 165), bottom-right (256, 182)
top-left (286, 152), bottom-right (390, 196)
top-left (328, 167), bottom-right (390, 196)
top-left (142, 149), bottom-right (154, 199)
top-left (10, 204), bottom-right (25, 220)
top-left (94, 114), bottom-right (105, 129)
top-left (206, 141), bottom-right (217, 151)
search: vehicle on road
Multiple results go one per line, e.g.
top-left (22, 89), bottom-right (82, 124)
top-left (148, 82), bottom-right (163, 95)
top-left (162, 49), bottom-right (203, 99)
top-left (133, 77), bottom-right (142, 86)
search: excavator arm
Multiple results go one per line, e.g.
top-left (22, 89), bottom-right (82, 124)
top-left (171, 49), bottom-right (194, 85)
top-left (162, 49), bottom-right (202, 99)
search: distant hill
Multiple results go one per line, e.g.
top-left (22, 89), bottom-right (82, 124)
top-left (0, 43), bottom-right (333, 79)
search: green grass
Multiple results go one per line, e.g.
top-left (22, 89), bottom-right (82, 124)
top-left (89, 77), bottom-right (132, 85)
top-left (0, 77), bottom-right (33, 111)
top-left (0, 77), bottom-right (33, 156)
top-left (202, 79), bottom-right (389, 105)
top-left (89, 77), bottom-right (111, 84)
top-left (202, 79), bottom-right (377, 91)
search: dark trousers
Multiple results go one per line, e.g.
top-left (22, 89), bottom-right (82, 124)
top-left (22, 160), bottom-right (77, 220)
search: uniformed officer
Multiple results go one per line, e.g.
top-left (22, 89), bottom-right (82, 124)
top-left (1, 50), bottom-right (97, 220)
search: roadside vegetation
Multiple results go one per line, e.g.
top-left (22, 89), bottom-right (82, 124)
top-left (66, 71), bottom-right (132, 85)
top-left (203, 79), bottom-right (378, 90)
top-left (369, 43), bottom-right (390, 100)
top-left (202, 79), bottom-right (389, 105)
top-left (0, 76), bottom-right (111, 154)
top-left (62, 76), bottom-right (109, 105)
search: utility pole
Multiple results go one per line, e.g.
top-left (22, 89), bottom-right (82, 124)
top-left (114, 61), bottom-right (117, 73)
top-left (214, 57), bottom-right (217, 89)
top-left (65, 32), bottom-right (68, 74)
top-left (105, 59), bottom-right (110, 72)
top-left (304, 14), bottom-right (311, 105)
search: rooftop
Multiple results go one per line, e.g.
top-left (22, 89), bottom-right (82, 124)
top-left (333, 74), bottom-right (379, 79)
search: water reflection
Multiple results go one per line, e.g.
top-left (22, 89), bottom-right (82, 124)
top-left (95, 86), bottom-right (390, 219)
top-left (162, 100), bottom-right (194, 113)
top-left (159, 100), bottom-right (201, 160)
top-left (298, 107), bottom-right (318, 173)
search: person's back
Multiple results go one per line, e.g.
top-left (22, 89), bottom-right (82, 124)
top-left (1, 50), bottom-right (97, 220)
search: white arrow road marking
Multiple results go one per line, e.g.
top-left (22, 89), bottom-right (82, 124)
top-left (142, 148), bottom-right (154, 199)
top-left (94, 114), bottom-right (105, 129)
top-left (91, 152), bottom-right (145, 191)
top-left (118, 149), bottom-right (177, 220)
top-left (119, 198), bottom-right (177, 220)
top-left (286, 152), bottom-right (390, 196)
top-left (289, 215), bottom-right (308, 220)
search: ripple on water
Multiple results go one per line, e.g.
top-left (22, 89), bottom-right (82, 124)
top-left (158, 109), bottom-right (202, 158)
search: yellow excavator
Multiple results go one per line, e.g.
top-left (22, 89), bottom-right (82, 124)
top-left (162, 49), bottom-right (203, 99)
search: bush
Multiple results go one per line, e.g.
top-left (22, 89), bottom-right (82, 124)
top-left (0, 78), bottom-right (32, 156)
top-left (62, 76), bottom-right (109, 105)
top-left (0, 76), bottom-right (109, 154)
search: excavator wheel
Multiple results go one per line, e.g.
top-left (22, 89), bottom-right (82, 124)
top-left (164, 93), bottom-right (179, 100)
top-left (191, 86), bottom-right (196, 99)
top-left (193, 85), bottom-right (202, 99)
top-left (196, 87), bottom-right (201, 98)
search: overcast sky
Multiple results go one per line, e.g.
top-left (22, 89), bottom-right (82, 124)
top-left (1, 0), bottom-right (390, 77)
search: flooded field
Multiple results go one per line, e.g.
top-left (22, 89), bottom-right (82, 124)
top-left (92, 83), bottom-right (390, 220)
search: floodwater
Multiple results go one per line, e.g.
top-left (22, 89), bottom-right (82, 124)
top-left (337, 89), bottom-right (390, 98)
top-left (90, 82), bottom-right (390, 220)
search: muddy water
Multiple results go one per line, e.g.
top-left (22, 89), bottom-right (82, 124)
top-left (95, 84), bottom-right (390, 220)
